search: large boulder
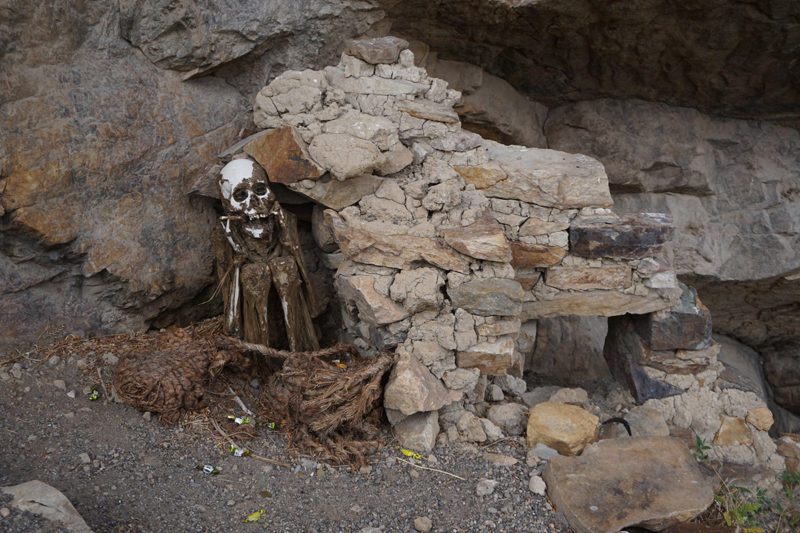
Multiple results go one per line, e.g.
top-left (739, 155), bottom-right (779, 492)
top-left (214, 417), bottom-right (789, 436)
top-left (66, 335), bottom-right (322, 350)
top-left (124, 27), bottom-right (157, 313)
top-left (543, 437), bottom-right (715, 533)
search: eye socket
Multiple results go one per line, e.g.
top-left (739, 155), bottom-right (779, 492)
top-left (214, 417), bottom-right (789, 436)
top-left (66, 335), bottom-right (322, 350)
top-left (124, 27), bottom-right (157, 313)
top-left (252, 182), bottom-right (269, 196)
top-left (232, 189), bottom-right (249, 203)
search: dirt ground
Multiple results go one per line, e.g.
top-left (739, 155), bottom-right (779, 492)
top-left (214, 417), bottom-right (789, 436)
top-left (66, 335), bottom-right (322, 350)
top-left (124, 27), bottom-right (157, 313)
top-left (0, 324), bottom-right (571, 533)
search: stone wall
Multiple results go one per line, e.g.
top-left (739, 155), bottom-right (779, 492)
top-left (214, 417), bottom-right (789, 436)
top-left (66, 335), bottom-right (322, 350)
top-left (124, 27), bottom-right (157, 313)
top-left (210, 37), bottom-right (685, 451)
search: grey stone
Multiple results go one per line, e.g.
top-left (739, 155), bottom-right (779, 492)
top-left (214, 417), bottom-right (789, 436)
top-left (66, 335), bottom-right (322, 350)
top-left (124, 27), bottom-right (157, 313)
top-left (308, 133), bottom-right (382, 180)
top-left (521, 386), bottom-right (561, 409)
top-left (487, 403), bottom-right (527, 436)
top-left (429, 130), bottom-right (484, 152)
top-left (2, 480), bottom-right (93, 533)
top-left (494, 374), bottom-right (528, 397)
top-left (487, 384), bottom-right (504, 402)
top-left (394, 411), bottom-right (439, 453)
top-left (447, 279), bottom-right (523, 317)
top-left (533, 443), bottom-right (561, 461)
top-left (457, 411), bottom-right (487, 442)
top-left (396, 99), bottom-right (460, 124)
top-left (384, 351), bottom-right (461, 416)
top-left (476, 479), bottom-right (498, 497)
top-left (476, 141), bottom-right (612, 209)
top-left (529, 475), bottom-right (546, 496)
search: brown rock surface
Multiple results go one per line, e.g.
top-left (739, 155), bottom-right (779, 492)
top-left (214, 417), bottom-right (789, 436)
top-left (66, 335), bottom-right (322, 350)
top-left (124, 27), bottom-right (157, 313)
top-left (0, 0), bottom-right (385, 353)
top-left (526, 402), bottom-right (598, 456)
top-left (545, 266), bottom-right (631, 291)
top-left (396, 100), bottom-right (460, 124)
top-left (745, 407), bottom-right (774, 432)
top-left (243, 126), bottom-right (324, 185)
top-left (509, 242), bottom-right (566, 268)
top-left (713, 416), bottom-right (753, 446)
top-left (288, 175), bottom-right (384, 210)
top-left (543, 437), bottom-right (715, 533)
top-left (456, 338), bottom-right (515, 375)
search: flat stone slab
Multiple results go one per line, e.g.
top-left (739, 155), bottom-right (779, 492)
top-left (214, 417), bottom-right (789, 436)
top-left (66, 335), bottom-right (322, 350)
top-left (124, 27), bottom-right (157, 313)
top-left (569, 213), bottom-right (673, 259)
top-left (543, 437), bottom-right (715, 533)
top-left (441, 214), bottom-right (511, 262)
top-left (343, 36), bottom-right (409, 64)
top-left (522, 290), bottom-right (675, 319)
top-left (243, 125), bottom-right (325, 185)
top-left (467, 142), bottom-right (613, 209)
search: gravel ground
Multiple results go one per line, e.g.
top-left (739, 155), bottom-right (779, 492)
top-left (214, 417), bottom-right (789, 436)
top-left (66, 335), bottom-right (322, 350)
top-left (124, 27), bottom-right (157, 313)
top-left (0, 345), bottom-right (572, 533)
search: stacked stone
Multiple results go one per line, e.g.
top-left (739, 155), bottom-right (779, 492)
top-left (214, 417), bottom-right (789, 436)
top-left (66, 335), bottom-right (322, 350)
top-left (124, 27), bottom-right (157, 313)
top-left (604, 284), bottom-right (785, 470)
top-left (238, 36), bottom-right (682, 452)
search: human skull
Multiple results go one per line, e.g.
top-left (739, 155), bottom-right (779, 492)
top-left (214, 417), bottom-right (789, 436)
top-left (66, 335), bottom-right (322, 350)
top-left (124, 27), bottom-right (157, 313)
top-left (218, 158), bottom-right (275, 218)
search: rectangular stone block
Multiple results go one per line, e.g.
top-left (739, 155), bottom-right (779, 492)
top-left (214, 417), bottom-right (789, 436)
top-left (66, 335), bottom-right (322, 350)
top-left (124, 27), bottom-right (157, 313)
top-left (522, 291), bottom-right (675, 319)
top-left (510, 242), bottom-right (566, 268)
top-left (448, 278), bottom-right (523, 317)
top-left (633, 284), bottom-right (712, 350)
top-left (457, 338), bottom-right (515, 375)
top-left (545, 266), bottom-right (632, 291)
top-left (569, 213), bottom-right (673, 259)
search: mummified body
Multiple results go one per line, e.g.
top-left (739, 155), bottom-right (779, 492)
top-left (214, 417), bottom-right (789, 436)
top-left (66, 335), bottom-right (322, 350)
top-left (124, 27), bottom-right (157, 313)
top-left (213, 157), bottom-right (320, 351)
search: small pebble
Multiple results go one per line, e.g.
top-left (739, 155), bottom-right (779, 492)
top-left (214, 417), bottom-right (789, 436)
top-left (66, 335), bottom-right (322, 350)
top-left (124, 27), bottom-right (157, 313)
top-left (414, 516), bottom-right (432, 532)
top-left (48, 356), bottom-right (61, 367)
top-left (102, 353), bottom-right (119, 365)
top-left (476, 478), bottom-right (498, 496)
top-left (143, 412), bottom-right (152, 421)
top-left (350, 504), bottom-right (362, 513)
top-left (79, 452), bottom-right (91, 464)
top-left (66, 390), bottom-right (76, 399)
top-left (226, 499), bottom-right (235, 506)
top-left (410, 469), bottom-right (419, 479)
top-left (249, 379), bottom-right (260, 388)
top-left (0, 507), bottom-right (10, 517)
top-left (53, 379), bottom-right (66, 391)
top-left (526, 449), bottom-right (540, 467)
top-left (529, 475), bottom-right (546, 496)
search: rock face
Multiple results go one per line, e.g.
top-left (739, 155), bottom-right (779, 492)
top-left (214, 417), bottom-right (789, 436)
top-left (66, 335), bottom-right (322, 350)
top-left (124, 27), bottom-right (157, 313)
top-left (0, 0), bottom-right (386, 354)
top-left (383, 1), bottom-right (800, 121)
top-left (543, 437), bottom-right (715, 533)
